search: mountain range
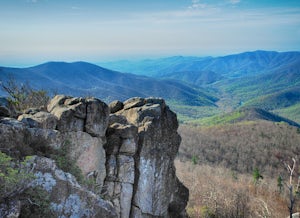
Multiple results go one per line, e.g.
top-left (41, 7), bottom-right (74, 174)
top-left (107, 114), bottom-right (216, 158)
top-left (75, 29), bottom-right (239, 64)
top-left (99, 50), bottom-right (300, 78)
top-left (1, 50), bottom-right (300, 124)
top-left (0, 61), bottom-right (216, 106)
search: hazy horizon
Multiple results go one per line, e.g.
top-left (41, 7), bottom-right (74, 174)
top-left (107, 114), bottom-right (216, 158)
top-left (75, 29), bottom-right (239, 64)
top-left (1, 0), bottom-right (300, 67)
top-left (1, 49), bottom-right (300, 68)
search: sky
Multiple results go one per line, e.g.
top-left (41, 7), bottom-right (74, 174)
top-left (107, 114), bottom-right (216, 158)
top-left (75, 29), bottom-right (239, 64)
top-left (1, 0), bottom-right (300, 66)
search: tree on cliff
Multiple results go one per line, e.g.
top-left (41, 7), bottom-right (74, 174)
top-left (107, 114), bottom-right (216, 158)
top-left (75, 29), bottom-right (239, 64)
top-left (0, 75), bottom-right (49, 111)
top-left (283, 158), bottom-right (300, 218)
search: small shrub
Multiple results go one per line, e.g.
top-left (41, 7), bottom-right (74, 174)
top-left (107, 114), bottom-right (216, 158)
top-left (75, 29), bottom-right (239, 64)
top-left (253, 167), bottom-right (263, 185)
top-left (1, 75), bottom-right (50, 112)
top-left (51, 140), bottom-right (84, 184)
top-left (277, 175), bottom-right (283, 193)
top-left (51, 140), bottom-right (100, 193)
top-left (191, 155), bottom-right (198, 165)
top-left (0, 152), bottom-right (34, 202)
top-left (201, 206), bottom-right (216, 218)
top-left (19, 187), bottom-right (54, 218)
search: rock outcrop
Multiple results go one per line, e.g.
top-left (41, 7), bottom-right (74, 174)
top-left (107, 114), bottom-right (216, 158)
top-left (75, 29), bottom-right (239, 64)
top-left (113, 97), bottom-right (189, 217)
top-left (0, 95), bottom-right (189, 218)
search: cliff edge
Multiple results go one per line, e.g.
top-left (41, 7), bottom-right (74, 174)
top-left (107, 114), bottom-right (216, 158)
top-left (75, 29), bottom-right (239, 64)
top-left (0, 95), bottom-right (189, 218)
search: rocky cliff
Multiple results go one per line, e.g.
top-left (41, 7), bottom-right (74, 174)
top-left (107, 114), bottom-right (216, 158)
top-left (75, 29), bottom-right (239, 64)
top-left (0, 95), bottom-right (189, 218)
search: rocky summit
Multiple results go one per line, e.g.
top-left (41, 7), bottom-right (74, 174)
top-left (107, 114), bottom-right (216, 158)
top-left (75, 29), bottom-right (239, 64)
top-left (0, 95), bottom-right (189, 218)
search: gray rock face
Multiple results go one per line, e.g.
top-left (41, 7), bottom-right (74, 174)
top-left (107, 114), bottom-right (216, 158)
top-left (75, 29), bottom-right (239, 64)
top-left (31, 156), bottom-right (117, 218)
top-left (116, 97), bottom-right (189, 217)
top-left (64, 131), bottom-right (107, 190)
top-left (0, 95), bottom-right (188, 218)
top-left (103, 118), bottom-right (138, 218)
top-left (46, 95), bottom-right (110, 191)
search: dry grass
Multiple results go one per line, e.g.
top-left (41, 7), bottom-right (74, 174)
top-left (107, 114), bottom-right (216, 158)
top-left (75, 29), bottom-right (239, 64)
top-left (175, 118), bottom-right (300, 217)
top-left (175, 160), bottom-right (298, 218)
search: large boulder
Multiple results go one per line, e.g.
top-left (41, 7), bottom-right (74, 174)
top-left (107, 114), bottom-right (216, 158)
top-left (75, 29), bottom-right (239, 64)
top-left (18, 111), bottom-right (57, 129)
top-left (109, 100), bottom-right (124, 114)
top-left (48, 96), bottom-right (87, 132)
top-left (0, 118), bottom-right (57, 158)
top-left (47, 95), bottom-right (109, 137)
top-left (85, 97), bottom-right (109, 137)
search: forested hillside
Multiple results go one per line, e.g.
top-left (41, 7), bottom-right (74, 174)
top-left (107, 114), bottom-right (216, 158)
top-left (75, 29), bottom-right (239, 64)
top-left (176, 121), bottom-right (300, 217)
top-left (178, 121), bottom-right (300, 176)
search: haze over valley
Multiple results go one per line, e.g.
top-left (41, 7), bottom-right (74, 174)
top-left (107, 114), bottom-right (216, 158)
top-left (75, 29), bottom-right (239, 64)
top-left (1, 50), bottom-right (300, 125)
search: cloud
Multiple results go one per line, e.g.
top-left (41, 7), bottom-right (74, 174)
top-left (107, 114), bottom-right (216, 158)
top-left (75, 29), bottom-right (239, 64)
top-left (189, 3), bottom-right (207, 10)
top-left (188, 0), bottom-right (208, 10)
top-left (229, 0), bottom-right (241, 4)
top-left (26, 0), bottom-right (49, 3)
top-left (188, 0), bottom-right (241, 11)
top-left (71, 6), bottom-right (80, 10)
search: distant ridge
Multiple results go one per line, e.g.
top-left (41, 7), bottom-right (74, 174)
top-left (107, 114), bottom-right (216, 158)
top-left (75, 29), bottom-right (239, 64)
top-left (238, 107), bottom-right (300, 127)
top-left (0, 61), bottom-right (217, 106)
top-left (198, 107), bottom-right (300, 127)
top-left (99, 50), bottom-right (300, 78)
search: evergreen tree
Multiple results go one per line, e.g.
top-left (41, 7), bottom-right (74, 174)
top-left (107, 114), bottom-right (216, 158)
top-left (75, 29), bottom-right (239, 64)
top-left (252, 167), bottom-right (263, 185)
top-left (277, 175), bottom-right (283, 193)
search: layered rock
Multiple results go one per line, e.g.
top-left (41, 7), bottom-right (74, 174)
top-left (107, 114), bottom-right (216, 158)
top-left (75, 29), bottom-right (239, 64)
top-left (0, 95), bottom-right (188, 218)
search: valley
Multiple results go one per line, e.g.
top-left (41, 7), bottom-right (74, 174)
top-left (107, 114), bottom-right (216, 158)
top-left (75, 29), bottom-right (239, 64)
top-left (100, 50), bottom-right (300, 125)
top-left (2, 50), bottom-right (299, 125)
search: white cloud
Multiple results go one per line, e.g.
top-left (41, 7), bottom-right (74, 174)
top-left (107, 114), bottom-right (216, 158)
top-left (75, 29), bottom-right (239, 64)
top-left (71, 6), bottom-right (80, 10)
top-left (188, 3), bottom-right (208, 10)
top-left (188, 0), bottom-right (208, 10)
top-left (229, 0), bottom-right (241, 4)
top-left (26, 0), bottom-right (49, 3)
